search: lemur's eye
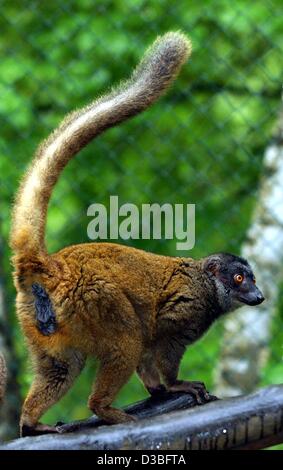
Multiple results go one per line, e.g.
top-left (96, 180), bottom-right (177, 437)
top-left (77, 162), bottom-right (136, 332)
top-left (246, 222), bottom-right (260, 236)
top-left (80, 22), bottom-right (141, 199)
top-left (253, 277), bottom-right (256, 284)
top-left (234, 274), bottom-right (243, 284)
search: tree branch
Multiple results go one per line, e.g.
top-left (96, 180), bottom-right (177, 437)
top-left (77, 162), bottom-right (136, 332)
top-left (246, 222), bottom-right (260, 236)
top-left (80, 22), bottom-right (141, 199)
top-left (1, 385), bottom-right (282, 450)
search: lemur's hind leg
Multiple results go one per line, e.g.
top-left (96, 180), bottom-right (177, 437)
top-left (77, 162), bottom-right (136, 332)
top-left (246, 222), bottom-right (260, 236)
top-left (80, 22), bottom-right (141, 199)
top-left (88, 333), bottom-right (142, 424)
top-left (20, 349), bottom-right (85, 437)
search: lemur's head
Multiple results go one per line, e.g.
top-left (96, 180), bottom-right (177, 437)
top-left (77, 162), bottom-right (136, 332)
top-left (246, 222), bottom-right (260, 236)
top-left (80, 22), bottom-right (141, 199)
top-left (203, 253), bottom-right (265, 313)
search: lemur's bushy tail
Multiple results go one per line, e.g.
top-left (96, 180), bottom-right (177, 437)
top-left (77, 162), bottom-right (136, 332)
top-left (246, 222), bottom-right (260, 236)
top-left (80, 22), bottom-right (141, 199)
top-left (10, 32), bottom-right (191, 256)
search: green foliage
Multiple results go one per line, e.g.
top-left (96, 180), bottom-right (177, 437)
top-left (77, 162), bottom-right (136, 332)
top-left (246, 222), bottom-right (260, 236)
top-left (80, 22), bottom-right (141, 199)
top-left (0, 0), bottom-right (282, 428)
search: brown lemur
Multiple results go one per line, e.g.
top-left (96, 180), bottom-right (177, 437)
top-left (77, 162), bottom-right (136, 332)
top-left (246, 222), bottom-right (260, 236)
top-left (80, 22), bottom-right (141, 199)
top-left (9, 32), bottom-right (264, 437)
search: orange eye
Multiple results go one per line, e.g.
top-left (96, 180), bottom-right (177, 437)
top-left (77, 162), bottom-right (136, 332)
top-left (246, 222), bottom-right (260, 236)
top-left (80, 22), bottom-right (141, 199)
top-left (234, 274), bottom-right (243, 284)
top-left (253, 277), bottom-right (256, 284)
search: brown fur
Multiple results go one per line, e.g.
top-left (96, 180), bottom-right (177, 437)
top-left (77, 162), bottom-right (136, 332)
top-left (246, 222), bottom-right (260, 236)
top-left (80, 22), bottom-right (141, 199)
top-left (15, 243), bottom-right (221, 431)
top-left (10, 32), bottom-right (251, 435)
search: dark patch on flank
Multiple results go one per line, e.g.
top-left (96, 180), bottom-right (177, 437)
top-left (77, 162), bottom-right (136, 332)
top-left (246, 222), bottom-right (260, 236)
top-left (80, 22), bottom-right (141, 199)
top-left (32, 283), bottom-right (57, 336)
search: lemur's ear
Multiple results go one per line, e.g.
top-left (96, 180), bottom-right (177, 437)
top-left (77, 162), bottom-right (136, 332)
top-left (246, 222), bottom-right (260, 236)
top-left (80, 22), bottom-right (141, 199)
top-left (203, 255), bottom-right (222, 276)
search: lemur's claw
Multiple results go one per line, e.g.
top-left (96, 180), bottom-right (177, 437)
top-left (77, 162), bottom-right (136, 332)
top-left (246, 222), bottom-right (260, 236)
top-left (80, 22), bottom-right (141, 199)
top-left (21, 423), bottom-right (60, 437)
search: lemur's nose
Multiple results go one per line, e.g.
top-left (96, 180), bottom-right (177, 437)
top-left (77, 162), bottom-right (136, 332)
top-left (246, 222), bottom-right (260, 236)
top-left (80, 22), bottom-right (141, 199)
top-left (256, 293), bottom-right (265, 304)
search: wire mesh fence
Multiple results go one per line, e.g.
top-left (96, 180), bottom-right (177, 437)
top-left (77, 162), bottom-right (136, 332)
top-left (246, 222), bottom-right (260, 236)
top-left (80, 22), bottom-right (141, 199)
top-left (0, 1), bottom-right (282, 429)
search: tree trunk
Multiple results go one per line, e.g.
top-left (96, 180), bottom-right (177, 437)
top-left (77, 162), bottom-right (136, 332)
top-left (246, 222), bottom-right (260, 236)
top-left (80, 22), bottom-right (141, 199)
top-left (0, 234), bottom-right (21, 440)
top-left (215, 109), bottom-right (283, 396)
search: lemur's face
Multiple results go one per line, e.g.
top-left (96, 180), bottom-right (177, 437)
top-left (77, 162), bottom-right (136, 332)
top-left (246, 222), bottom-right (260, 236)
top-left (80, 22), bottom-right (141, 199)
top-left (204, 253), bottom-right (265, 308)
top-left (218, 261), bottom-right (265, 306)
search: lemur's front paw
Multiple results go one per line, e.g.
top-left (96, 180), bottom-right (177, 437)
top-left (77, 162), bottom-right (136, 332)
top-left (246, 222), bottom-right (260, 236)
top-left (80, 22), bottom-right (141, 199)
top-left (147, 384), bottom-right (167, 396)
top-left (21, 422), bottom-right (60, 437)
top-left (167, 380), bottom-right (211, 405)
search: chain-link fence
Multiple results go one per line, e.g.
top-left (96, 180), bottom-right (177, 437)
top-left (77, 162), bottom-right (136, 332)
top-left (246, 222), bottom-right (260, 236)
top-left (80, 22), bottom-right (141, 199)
top-left (0, 1), bottom-right (282, 432)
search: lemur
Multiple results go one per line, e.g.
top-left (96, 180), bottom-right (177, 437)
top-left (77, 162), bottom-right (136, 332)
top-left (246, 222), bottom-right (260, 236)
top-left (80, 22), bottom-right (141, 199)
top-left (9, 32), bottom-right (264, 436)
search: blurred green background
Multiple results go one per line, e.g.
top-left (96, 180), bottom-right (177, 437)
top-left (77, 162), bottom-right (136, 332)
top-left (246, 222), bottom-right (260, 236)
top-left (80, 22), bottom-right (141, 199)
top-left (0, 0), bottom-right (282, 441)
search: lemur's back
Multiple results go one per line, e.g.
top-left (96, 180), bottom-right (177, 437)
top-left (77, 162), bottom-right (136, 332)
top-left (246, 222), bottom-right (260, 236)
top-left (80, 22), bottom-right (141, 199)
top-left (49, 242), bottom-right (179, 343)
